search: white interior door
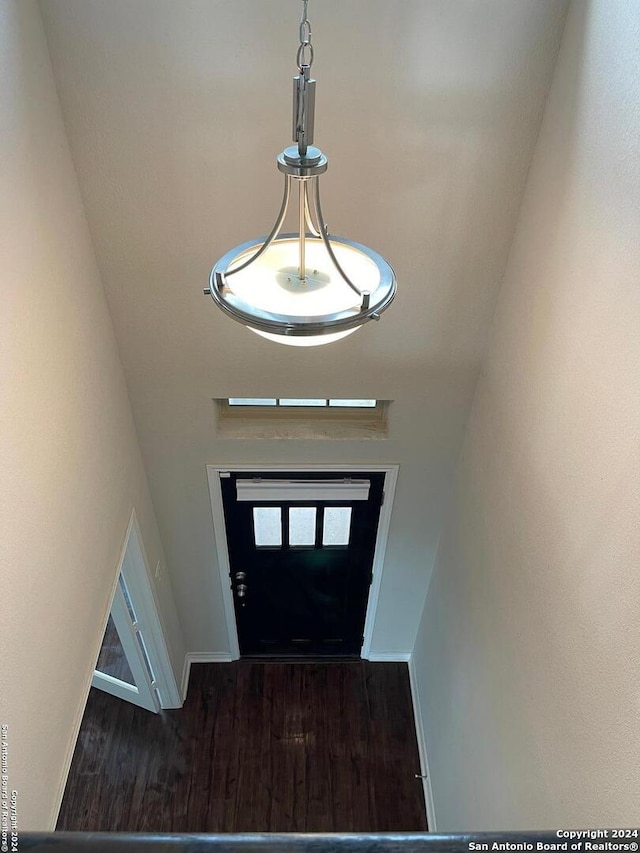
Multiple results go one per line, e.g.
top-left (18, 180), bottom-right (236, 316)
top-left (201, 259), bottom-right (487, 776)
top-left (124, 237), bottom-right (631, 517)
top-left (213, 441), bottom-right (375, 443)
top-left (92, 574), bottom-right (160, 713)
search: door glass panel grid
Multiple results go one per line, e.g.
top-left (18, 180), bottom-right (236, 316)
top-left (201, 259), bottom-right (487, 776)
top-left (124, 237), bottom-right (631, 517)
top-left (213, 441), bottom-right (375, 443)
top-left (252, 503), bottom-right (354, 550)
top-left (92, 577), bottom-right (160, 712)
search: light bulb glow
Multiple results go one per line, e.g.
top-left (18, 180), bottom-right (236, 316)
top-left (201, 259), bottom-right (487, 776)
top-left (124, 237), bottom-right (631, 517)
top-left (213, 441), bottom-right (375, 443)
top-left (228, 239), bottom-right (378, 319)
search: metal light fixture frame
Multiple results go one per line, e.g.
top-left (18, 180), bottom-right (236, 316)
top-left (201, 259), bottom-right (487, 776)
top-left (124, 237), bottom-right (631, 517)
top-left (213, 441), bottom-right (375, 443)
top-left (205, 1), bottom-right (396, 343)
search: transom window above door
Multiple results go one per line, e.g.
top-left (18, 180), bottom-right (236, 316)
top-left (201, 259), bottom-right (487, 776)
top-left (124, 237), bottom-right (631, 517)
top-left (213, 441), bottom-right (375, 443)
top-left (227, 398), bottom-right (377, 408)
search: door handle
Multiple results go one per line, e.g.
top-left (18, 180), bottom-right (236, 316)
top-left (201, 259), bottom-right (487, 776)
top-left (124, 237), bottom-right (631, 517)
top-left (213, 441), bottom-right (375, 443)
top-left (236, 583), bottom-right (248, 598)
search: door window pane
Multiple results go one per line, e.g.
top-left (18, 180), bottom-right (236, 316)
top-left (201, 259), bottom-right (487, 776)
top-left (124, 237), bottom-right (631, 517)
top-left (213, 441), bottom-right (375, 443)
top-left (253, 507), bottom-right (282, 546)
top-left (289, 507), bottom-right (317, 546)
top-left (323, 507), bottom-right (352, 545)
top-left (95, 615), bottom-right (135, 685)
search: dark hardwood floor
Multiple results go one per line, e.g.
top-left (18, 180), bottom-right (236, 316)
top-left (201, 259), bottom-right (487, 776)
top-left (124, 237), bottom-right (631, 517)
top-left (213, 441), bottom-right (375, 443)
top-left (57, 661), bottom-right (427, 833)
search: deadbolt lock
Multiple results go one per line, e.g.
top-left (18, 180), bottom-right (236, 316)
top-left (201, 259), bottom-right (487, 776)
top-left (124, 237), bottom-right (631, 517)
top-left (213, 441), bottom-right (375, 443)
top-left (235, 571), bottom-right (246, 581)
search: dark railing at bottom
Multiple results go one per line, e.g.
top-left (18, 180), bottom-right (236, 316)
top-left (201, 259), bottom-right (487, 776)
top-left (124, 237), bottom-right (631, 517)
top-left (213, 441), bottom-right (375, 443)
top-left (17, 831), bottom-right (607, 852)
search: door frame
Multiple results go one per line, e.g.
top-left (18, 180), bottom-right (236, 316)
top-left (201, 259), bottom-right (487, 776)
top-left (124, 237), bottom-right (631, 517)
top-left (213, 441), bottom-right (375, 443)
top-left (93, 510), bottom-right (182, 709)
top-left (206, 463), bottom-right (399, 660)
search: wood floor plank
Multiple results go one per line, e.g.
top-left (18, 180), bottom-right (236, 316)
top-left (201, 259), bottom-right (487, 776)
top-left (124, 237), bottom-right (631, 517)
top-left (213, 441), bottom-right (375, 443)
top-left (57, 661), bottom-right (427, 833)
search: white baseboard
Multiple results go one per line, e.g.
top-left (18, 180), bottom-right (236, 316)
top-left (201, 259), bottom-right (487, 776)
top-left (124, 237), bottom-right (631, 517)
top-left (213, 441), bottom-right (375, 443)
top-left (365, 651), bottom-right (411, 662)
top-left (181, 652), bottom-right (234, 700)
top-left (408, 654), bottom-right (437, 831)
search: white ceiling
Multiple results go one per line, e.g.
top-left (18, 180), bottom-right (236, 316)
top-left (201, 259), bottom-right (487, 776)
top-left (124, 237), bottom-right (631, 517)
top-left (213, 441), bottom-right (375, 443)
top-left (39, 0), bottom-right (569, 652)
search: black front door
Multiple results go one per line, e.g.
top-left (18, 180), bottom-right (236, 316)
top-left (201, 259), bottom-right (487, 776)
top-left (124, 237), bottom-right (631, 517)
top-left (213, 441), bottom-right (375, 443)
top-left (221, 471), bottom-right (385, 657)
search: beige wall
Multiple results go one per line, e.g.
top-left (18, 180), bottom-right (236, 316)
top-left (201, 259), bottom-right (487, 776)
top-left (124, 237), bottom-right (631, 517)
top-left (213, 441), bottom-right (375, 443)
top-left (0, 1), bottom-right (184, 829)
top-left (412, 0), bottom-right (640, 829)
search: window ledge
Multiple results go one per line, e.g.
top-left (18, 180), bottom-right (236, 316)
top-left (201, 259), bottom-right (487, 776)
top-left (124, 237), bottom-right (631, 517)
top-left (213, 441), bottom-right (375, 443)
top-left (215, 401), bottom-right (389, 440)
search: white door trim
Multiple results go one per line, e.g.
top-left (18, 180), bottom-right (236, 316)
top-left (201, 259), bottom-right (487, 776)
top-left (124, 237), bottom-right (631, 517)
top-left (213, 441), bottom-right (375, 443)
top-left (206, 463), bottom-right (399, 660)
top-left (119, 512), bottom-right (182, 708)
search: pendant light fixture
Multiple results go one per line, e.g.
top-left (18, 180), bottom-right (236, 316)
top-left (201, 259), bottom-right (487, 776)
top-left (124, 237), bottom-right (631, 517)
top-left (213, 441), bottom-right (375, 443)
top-left (204, 0), bottom-right (396, 346)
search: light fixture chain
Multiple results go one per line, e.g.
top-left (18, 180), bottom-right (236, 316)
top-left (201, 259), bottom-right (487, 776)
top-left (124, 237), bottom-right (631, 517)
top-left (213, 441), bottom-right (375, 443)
top-left (296, 0), bottom-right (313, 70)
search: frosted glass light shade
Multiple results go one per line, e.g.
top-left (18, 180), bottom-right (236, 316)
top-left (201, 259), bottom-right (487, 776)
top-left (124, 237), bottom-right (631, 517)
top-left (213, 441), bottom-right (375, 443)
top-left (251, 327), bottom-right (359, 347)
top-left (210, 233), bottom-right (396, 345)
